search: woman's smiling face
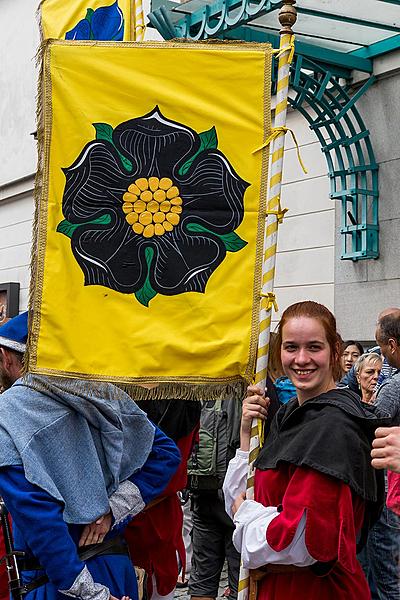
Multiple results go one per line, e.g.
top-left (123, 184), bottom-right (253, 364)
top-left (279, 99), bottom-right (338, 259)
top-left (281, 316), bottom-right (335, 404)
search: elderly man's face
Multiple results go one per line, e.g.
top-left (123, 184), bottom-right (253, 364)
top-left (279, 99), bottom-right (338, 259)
top-left (375, 325), bottom-right (396, 367)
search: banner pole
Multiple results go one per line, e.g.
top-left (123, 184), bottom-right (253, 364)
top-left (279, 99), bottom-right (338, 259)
top-left (133, 0), bottom-right (145, 40)
top-left (237, 3), bottom-right (297, 599)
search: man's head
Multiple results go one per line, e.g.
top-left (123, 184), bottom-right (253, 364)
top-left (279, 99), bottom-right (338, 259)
top-left (0, 312), bottom-right (28, 391)
top-left (375, 310), bottom-right (400, 368)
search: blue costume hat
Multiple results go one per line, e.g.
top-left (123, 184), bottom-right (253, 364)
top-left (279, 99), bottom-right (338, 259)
top-left (0, 312), bottom-right (28, 353)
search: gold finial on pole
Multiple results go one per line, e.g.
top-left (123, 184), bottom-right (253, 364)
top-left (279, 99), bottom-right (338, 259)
top-left (279, 0), bottom-right (297, 35)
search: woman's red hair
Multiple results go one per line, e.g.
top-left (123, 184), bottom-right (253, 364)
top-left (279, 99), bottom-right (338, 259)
top-left (272, 301), bottom-right (343, 382)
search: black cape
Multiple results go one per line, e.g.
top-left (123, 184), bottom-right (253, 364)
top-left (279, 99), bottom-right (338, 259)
top-left (255, 388), bottom-right (392, 539)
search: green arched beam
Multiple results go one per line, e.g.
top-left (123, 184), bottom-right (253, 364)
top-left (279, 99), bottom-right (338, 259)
top-left (148, 10), bottom-right (380, 260)
top-left (287, 56), bottom-right (379, 260)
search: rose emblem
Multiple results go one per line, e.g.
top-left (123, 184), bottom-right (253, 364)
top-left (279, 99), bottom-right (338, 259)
top-left (65, 1), bottom-right (124, 41)
top-left (57, 107), bottom-right (249, 306)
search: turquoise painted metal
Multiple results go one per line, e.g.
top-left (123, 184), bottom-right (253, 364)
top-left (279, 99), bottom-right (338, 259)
top-left (150, 0), bottom-right (388, 72)
top-left (148, 5), bottom-right (381, 260)
top-left (350, 34), bottom-right (400, 59)
top-left (285, 56), bottom-right (379, 260)
top-left (222, 26), bottom-right (372, 73)
top-left (287, 56), bottom-right (379, 260)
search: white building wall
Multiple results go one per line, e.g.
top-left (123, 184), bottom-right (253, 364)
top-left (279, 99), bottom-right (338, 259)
top-left (0, 0), bottom-right (38, 185)
top-left (0, 180), bottom-right (34, 311)
top-left (0, 0), bottom-right (37, 312)
top-left (272, 109), bottom-right (334, 330)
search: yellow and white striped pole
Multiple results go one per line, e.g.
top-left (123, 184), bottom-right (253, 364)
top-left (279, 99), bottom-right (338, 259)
top-left (237, 3), bottom-right (297, 600)
top-left (132, 0), bottom-right (145, 40)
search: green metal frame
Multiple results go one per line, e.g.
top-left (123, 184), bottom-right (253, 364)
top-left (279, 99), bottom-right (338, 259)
top-left (148, 5), bottom-right (381, 260)
top-left (287, 56), bottom-right (379, 260)
top-left (350, 34), bottom-right (400, 58)
top-left (150, 0), bottom-right (398, 66)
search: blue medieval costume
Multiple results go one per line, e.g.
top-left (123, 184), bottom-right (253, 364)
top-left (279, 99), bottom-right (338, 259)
top-left (0, 375), bottom-right (181, 600)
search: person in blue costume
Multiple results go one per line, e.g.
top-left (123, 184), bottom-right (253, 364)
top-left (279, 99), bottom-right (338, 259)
top-left (0, 313), bottom-right (181, 600)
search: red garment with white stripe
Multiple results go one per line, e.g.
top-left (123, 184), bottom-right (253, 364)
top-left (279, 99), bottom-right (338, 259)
top-left (254, 464), bottom-right (371, 600)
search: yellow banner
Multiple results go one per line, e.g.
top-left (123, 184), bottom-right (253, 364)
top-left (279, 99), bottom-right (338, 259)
top-left (40, 0), bottom-right (133, 41)
top-left (29, 40), bottom-right (272, 398)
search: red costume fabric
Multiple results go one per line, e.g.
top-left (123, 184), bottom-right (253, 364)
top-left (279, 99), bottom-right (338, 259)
top-left (125, 430), bottom-right (195, 596)
top-left (254, 464), bottom-right (371, 600)
top-left (0, 540), bottom-right (7, 600)
top-left (0, 520), bottom-right (9, 600)
top-left (386, 471), bottom-right (400, 516)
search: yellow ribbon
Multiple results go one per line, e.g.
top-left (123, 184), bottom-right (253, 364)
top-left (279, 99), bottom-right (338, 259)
top-left (272, 34), bottom-right (295, 65)
top-left (266, 205), bottom-right (288, 224)
top-left (260, 291), bottom-right (278, 312)
top-left (253, 126), bottom-right (308, 174)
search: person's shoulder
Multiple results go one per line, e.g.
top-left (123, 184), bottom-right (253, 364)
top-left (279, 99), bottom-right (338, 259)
top-left (306, 387), bottom-right (389, 429)
top-left (378, 372), bottom-right (400, 395)
top-left (0, 380), bottom-right (25, 407)
top-left (310, 387), bottom-right (361, 411)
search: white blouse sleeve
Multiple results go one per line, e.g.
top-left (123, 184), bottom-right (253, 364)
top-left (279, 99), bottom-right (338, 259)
top-left (223, 449), bottom-right (249, 519)
top-left (232, 500), bottom-right (317, 569)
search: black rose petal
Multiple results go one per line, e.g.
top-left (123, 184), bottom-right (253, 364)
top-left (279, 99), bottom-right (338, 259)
top-left (113, 107), bottom-right (199, 179)
top-left (149, 229), bottom-right (226, 295)
top-left (71, 219), bottom-right (146, 293)
top-left (178, 150), bottom-right (249, 235)
top-left (62, 141), bottom-right (132, 223)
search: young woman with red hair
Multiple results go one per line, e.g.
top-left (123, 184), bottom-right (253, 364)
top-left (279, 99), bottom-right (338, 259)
top-left (223, 301), bottom-right (387, 600)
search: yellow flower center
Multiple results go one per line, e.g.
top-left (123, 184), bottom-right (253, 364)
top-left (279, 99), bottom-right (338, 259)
top-left (121, 177), bottom-right (183, 238)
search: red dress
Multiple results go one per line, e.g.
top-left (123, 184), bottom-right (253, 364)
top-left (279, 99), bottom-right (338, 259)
top-left (125, 430), bottom-right (195, 596)
top-left (254, 464), bottom-right (371, 600)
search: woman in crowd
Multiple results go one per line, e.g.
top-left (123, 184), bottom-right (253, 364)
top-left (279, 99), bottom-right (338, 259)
top-left (354, 353), bottom-right (382, 405)
top-left (341, 340), bottom-right (364, 376)
top-left (223, 301), bottom-right (387, 600)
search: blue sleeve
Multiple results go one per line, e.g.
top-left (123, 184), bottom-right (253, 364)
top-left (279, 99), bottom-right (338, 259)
top-left (339, 366), bottom-right (360, 394)
top-left (130, 425), bottom-right (181, 504)
top-left (0, 466), bottom-right (83, 591)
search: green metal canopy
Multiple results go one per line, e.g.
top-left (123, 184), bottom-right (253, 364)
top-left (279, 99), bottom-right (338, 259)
top-left (148, 0), bottom-right (400, 260)
top-left (149, 0), bottom-right (400, 71)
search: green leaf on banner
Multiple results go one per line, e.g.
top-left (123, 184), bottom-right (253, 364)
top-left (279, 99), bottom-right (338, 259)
top-left (135, 247), bottom-right (157, 307)
top-left (219, 231), bottom-right (247, 252)
top-left (186, 223), bottom-right (247, 252)
top-left (179, 126), bottom-right (218, 176)
top-left (93, 122), bottom-right (133, 172)
top-left (93, 122), bottom-right (113, 142)
top-left (56, 214), bottom-right (112, 239)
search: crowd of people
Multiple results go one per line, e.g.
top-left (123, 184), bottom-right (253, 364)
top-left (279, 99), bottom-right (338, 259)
top-left (0, 302), bottom-right (399, 600)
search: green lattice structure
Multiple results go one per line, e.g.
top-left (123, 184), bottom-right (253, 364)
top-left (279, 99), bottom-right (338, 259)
top-left (287, 57), bottom-right (379, 260)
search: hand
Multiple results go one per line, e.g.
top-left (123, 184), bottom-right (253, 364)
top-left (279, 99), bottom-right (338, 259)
top-left (241, 385), bottom-right (269, 436)
top-left (239, 385), bottom-right (269, 451)
top-left (232, 491), bottom-right (246, 517)
top-left (110, 595), bottom-right (131, 600)
top-left (371, 426), bottom-right (400, 473)
top-left (79, 511), bottom-right (112, 547)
